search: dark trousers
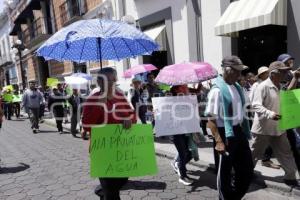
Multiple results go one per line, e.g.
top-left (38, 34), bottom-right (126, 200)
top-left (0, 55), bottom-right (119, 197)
top-left (56, 120), bottom-right (63, 132)
top-left (54, 109), bottom-right (64, 132)
top-left (214, 126), bottom-right (253, 200)
top-left (287, 129), bottom-right (300, 172)
top-left (262, 146), bottom-right (273, 162)
top-left (13, 102), bottom-right (20, 118)
top-left (173, 134), bottom-right (192, 177)
top-left (200, 118), bottom-right (208, 135)
top-left (39, 104), bottom-right (45, 119)
top-left (3, 102), bottom-right (12, 120)
top-left (71, 112), bottom-right (78, 133)
top-left (99, 178), bottom-right (128, 200)
top-left (29, 108), bottom-right (40, 129)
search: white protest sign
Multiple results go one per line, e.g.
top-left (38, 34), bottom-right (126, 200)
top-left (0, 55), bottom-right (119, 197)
top-left (152, 95), bottom-right (201, 137)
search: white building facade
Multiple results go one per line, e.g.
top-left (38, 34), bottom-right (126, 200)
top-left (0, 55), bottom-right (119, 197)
top-left (113, 0), bottom-right (230, 75)
top-left (0, 12), bottom-right (19, 87)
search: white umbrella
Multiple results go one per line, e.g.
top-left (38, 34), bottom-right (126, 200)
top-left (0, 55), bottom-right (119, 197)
top-left (64, 76), bottom-right (88, 89)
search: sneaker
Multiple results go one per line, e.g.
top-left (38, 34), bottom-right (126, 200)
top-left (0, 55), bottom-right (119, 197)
top-left (171, 161), bottom-right (179, 174)
top-left (262, 160), bottom-right (280, 169)
top-left (179, 176), bottom-right (194, 186)
top-left (32, 128), bottom-right (37, 134)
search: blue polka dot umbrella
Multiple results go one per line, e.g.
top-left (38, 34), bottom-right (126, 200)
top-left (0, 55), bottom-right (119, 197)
top-left (36, 19), bottom-right (159, 68)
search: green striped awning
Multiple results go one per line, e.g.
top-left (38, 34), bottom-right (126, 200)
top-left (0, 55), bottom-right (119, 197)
top-left (215, 0), bottom-right (287, 37)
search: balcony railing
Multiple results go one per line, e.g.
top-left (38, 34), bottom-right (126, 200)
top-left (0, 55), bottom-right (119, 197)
top-left (59, 0), bottom-right (82, 25)
top-left (22, 17), bottom-right (49, 46)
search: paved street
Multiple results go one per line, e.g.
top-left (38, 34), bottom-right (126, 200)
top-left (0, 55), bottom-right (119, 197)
top-left (0, 118), bottom-right (296, 200)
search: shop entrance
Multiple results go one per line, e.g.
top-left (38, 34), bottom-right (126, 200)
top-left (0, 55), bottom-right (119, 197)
top-left (238, 25), bottom-right (287, 73)
top-left (143, 51), bottom-right (168, 76)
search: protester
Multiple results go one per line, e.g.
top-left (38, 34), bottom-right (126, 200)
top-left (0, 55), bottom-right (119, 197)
top-left (22, 82), bottom-right (44, 133)
top-left (146, 73), bottom-right (162, 99)
top-left (130, 78), bottom-right (147, 124)
top-left (0, 95), bottom-right (3, 129)
top-left (57, 83), bottom-right (69, 124)
top-left (170, 85), bottom-right (195, 186)
top-left (68, 88), bottom-right (83, 137)
top-left (48, 86), bottom-right (65, 134)
top-left (245, 72), bottom-right (256, 91)
top-left (249, 66), bottom-right (269, 102)
top-left (2, 89), bottom-right (13, 120)
top-left (206, 55), bottom-right (253, 200)
top-left (189, 82), bottom-right (211, 138)
top-left (277, 53), bottom-right (300, 172)
top-left (251, 61), bottom-right (300, 187)
top-left (248, 66), bottom-right (279, 169)
top-left (145, 73), bottom-right (163, 126)
top-left (237, 75), bottom-right (250, 104)
top-left (36, 86), bottom-right (45, 122)
top-left (12, 90), bottom-right (21, 118)
top-left (82, 67), bottom-right (136, 200)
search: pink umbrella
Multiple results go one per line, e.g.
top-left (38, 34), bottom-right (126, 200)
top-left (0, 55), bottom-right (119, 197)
top-left (123, 64), bottom-right (158, 78)
top-left (155, 62), bottom-right (218, 86)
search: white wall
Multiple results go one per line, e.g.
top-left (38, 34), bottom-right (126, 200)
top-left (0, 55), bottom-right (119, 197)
top-left (125, 0), bottom-right (190, 63)
top-left (0, 19), bottom-right (19, 84)
top-left (112, 0), bottom-right (193, 94)
top-left (201, 0), bottom-right (224, 73)
top-left (113, 0), bottom-right (229, 92)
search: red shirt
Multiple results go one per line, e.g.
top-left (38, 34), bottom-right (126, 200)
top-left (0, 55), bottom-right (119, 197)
top-left (82, 91), bottom-right (136, 133)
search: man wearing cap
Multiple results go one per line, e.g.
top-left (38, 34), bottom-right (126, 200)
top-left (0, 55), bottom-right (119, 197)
top-left (206, 55), bottom-right (253, 200)
top-left (249, 66), bottom-right (280, 170)
top-left (277, 53), bottom-right (300, 172)
top-left (277, 54), bottom-right (299, 89)
top-left (251, 61), bottom-right (300, 187)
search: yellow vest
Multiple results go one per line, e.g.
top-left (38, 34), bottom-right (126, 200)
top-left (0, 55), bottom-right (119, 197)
top-left (3, 93), bottom-right (13, 102)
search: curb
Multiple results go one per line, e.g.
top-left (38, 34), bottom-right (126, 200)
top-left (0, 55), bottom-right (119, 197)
top-left (43, 119), bottom-right (300, 198)
top-left (156, 147), bottom-right (300, 198)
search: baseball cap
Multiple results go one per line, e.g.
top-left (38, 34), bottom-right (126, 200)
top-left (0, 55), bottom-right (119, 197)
top-left (221, 56), bottom-right (248, 71)
top-left (257, 66), bottom-right (269, 78)
top-left (277, 54), bottom-right (294, 63)
top-left (269, 61), bottom-right (291, 71)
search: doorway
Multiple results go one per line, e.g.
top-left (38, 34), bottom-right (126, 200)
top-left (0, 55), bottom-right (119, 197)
top-left (238, 25), bottom-right (287, 73)
top-left (37, 57), bottom-right (50, 88)
top-left (143, 51), bottom-right (168, 76)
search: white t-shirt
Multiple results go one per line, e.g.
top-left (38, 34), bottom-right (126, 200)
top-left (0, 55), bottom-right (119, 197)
top-left (205, 85), bottom-right (244, 127)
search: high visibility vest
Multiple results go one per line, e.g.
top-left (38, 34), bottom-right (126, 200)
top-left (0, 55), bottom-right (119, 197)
top-left (3, 93), bottom-right (13, 103)
top-left (12, 94), bottom-right (22, 103)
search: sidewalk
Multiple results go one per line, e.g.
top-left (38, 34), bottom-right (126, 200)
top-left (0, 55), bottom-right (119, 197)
top-left (43, 117), bottom-right (300, 198)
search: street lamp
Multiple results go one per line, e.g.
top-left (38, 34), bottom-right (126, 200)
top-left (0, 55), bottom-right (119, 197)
top-left (11, 39), bottom-right (27, 90)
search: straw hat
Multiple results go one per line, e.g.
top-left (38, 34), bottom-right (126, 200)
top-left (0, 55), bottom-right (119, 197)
top-left (256, 66), bottom-right (269, 78)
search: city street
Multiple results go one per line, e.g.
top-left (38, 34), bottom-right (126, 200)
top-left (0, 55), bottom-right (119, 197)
top-left (0, 118), bottom-right (296, 200)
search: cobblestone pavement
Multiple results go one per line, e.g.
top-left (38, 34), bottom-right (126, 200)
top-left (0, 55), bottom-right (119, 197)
top-left (0, 119), bottom-right (296, 200)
